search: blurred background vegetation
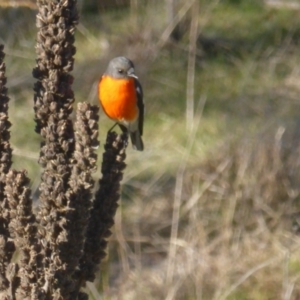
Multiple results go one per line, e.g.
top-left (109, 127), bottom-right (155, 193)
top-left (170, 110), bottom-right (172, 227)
top-left (2, 0), bottom-right (300, 299)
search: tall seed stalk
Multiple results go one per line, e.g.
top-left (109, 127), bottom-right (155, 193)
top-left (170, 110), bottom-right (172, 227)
top-left (0, 0), bottom-right (129, 299)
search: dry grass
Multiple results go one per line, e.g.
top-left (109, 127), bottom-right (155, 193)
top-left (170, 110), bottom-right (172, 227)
top-left (2, 0), bottom-right (300, 299)
top-left (102, 123), bottom-right (300, 300)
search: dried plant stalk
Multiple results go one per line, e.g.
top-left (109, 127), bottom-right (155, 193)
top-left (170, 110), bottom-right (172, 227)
top-left (5, 170), bottom-right (44, 300)
top-left (32, 0), bottom-right (81, 298)
top-left (0, 44), bottom-right (14, 292)
top-left (66, 102), bottom-right (99, 262)
top-left (2, 1), bottom-right (131, 298)
top-left (76, 132), bottom-right (128, 285)
top-left (63, 102), bottom-right (99, 298)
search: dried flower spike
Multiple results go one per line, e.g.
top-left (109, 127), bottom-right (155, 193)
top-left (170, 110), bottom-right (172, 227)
top-left (5, 170), bottom-right (44, 300)
top-left (32, 0), bottom-right (80, 298)
top-left (76, 132), bottom-right (128, 285)
top-left (0, 44), bottom-right (14, 293)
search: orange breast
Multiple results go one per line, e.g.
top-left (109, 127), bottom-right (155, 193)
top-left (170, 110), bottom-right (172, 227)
top-left (99, 75), bottom-right (138, 122)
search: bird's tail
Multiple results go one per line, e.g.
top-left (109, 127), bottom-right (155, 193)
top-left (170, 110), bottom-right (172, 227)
top-left (130, 130), bottom-right (144, 151)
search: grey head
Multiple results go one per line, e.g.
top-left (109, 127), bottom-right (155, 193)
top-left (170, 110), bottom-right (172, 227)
top-left (104, 56), bottom-right (137, 79)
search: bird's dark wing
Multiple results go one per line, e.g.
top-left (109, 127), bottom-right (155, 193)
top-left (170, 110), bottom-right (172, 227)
top-left (134, 78), bottom-right (144, 136)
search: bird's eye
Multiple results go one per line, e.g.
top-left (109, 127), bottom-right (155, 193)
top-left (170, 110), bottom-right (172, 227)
top-left (118, 69), bottom-right (124, 74)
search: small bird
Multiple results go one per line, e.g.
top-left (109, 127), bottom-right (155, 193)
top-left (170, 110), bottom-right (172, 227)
top-left (98, 56), bottom-right (144, 151)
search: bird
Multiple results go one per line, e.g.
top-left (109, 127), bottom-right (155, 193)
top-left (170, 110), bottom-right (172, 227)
top-left (98, 56), bottom-right (144, 151)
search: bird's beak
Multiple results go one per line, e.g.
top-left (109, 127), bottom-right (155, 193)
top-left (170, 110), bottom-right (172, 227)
top-left (128, 67), bottom-right (138, 79)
